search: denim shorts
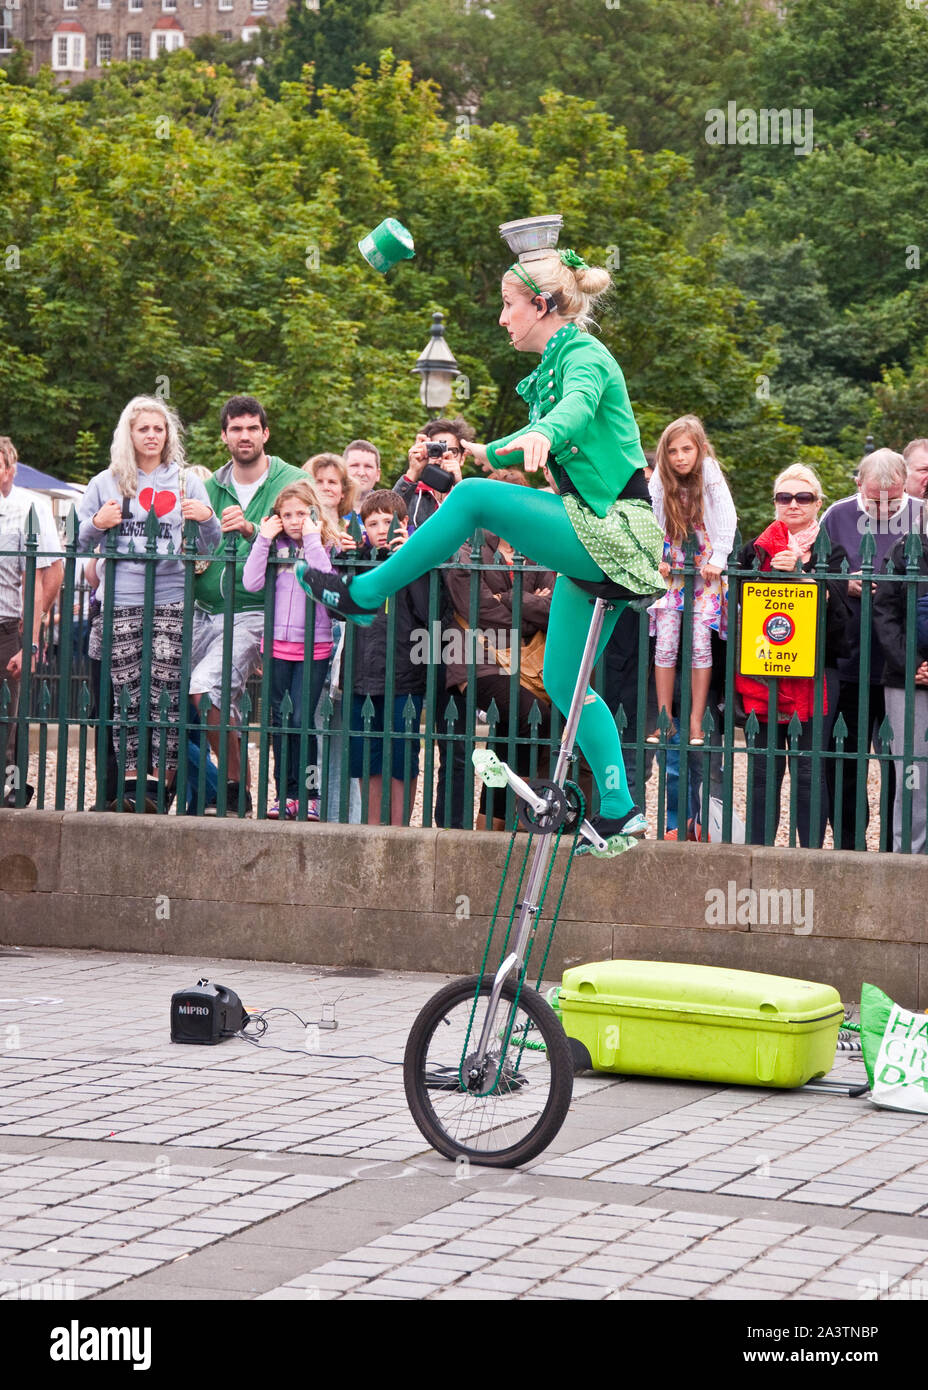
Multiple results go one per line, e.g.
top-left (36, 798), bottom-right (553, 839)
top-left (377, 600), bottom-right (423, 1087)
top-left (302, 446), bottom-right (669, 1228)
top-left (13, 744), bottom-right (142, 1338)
top-left (349, 693), bottom-right (424, 779)
top-left (189, 608), bottom-right (265, 717)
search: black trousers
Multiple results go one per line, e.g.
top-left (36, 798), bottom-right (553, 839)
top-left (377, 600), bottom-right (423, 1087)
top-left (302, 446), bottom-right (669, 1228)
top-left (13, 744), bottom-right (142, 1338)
top-left (432, 688), bottom-right (469, 828)
top-left (825, 680), bottom-right (894, 851)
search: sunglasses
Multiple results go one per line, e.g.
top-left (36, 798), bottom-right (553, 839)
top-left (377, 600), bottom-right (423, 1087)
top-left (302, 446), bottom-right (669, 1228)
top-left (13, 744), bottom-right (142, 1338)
top-left (774, 491), bottom-right (817, 505)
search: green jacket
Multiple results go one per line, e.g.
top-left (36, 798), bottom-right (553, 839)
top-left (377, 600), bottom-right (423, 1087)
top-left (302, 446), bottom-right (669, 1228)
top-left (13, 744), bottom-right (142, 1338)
top-left (486, 323), bottom-right (647, 517)
top-left (195, 454), bottom-right (306, 614)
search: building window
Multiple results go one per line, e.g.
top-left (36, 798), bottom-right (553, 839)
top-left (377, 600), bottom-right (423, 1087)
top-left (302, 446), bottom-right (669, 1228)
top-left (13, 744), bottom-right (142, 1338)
top-left (126, 30), bottom-right (142, 57)
top-left (161, 0), bottom-right (176, 9)
top-left (0, 9), bottom-right (12, 52)
top-left (97, 0), bottom-right (111, 7)
top-left (217, 28), bottom-right (232, 40)
top-left (251, 0), bottom-right (269, 9)
top-left (52, 31), bottom-right (85, 69)
top-left (150, 27), bottom-right (183, 57)
top-left (62, 0), bottom-right (78, 10)
top-left (128, 0), bottom-right (142, 11)
top-left (96, 32), bottom-right (111, 63)
top-left (241, 25), bottom-right (259, 40)
top-left (218, 0), bottom-right (233, 10)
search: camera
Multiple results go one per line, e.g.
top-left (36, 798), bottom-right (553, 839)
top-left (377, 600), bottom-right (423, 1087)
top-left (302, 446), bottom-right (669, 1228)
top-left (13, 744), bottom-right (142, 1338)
top-left (425, 441), bottom-right (448, 459)
top-left (420, 463), bottom-right (454, 493)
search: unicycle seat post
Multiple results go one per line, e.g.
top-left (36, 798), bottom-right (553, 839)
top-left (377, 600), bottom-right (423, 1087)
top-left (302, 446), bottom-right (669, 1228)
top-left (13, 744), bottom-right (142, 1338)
top-left (552, 595), bottom-right (611, 787)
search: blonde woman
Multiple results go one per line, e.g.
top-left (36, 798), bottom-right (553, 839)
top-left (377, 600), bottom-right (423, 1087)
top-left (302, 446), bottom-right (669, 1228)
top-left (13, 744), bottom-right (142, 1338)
top-left (735, 464), bottom-right (852, 847)
top-left (303, 453), bottom-right (360, 552)
top-left (78, 396), bottom-right (219, 806)
top-left (297, 244), bottom-right (666, 856)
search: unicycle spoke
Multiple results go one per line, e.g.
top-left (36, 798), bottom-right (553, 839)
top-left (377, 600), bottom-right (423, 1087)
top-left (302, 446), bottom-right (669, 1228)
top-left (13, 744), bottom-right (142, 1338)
top-left (404, 975), bottom-right (573, 1167)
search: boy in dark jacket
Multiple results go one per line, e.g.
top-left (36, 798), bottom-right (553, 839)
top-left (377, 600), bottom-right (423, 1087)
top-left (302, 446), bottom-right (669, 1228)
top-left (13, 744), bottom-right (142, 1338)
top-left (348, 491), bottom-right (436, 825)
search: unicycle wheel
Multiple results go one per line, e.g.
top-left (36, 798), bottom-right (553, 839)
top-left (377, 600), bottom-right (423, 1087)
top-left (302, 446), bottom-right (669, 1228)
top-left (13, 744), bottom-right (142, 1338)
top-left (404, 974), bottom-right (574, 1167)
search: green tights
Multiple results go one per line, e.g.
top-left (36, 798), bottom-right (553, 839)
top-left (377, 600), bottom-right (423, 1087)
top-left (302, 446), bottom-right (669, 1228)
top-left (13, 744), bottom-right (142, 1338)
top-left (349, 479), bottom-right (634, 818)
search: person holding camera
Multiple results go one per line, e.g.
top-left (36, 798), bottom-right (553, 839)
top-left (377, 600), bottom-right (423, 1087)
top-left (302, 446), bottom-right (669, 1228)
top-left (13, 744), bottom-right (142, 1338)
top-left (393, 418), bottom-right (473, 532)
top-left (392, 417), bottom-right (474, 826)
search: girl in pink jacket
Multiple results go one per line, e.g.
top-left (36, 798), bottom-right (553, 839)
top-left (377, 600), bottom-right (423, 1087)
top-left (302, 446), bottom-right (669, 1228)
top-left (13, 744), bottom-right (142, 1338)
top-left (243, 480), bottom-right (339, 819)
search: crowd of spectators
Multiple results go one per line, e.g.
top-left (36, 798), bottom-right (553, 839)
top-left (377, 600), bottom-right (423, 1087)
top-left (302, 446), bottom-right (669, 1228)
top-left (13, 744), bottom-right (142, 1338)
top-left (2, 395), bottom-right (927, 852)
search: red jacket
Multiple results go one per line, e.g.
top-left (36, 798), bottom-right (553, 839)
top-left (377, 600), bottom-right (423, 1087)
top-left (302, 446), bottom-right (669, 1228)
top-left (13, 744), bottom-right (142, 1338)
top-left (734, 520), bottom-right (826, 724)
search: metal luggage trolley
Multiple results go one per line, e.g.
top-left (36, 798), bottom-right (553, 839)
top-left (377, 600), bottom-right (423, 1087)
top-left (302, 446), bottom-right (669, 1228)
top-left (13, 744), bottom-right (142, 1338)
top-left (403, 595), bottom-right (630, 1167)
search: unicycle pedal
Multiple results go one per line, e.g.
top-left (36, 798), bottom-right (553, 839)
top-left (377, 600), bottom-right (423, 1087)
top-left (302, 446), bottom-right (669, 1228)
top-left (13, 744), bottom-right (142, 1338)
top-left (472, 748), bottom-right (509, 789)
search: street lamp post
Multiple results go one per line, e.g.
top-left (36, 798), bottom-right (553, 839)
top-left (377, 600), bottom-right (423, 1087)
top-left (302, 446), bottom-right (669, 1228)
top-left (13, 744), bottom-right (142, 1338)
top-left (412, 312), bottom-right (460, 418)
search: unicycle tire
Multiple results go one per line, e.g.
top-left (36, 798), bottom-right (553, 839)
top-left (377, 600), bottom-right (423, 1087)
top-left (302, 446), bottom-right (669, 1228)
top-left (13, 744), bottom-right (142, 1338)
top-left (404, 974), bottom-right (574, 1168)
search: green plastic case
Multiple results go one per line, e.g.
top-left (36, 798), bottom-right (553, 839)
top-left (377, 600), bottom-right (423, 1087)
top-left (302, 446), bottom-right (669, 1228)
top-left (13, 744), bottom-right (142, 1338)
top-left (559, 960), bottom-right (843, 1088)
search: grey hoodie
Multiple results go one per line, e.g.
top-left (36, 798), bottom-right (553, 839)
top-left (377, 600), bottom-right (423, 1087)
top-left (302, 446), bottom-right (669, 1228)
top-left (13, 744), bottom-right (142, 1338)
top-left (78, 462), bottom-right (220, 606)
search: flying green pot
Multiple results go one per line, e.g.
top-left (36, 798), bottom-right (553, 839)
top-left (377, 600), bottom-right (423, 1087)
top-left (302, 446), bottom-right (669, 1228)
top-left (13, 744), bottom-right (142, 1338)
top-left (358, 218), bottom-right (415, 273)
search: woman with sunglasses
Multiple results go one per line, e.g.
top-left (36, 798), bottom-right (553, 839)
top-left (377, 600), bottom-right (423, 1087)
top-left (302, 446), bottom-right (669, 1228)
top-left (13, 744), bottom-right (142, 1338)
top-left (735, 464), bottom-right (851, 847)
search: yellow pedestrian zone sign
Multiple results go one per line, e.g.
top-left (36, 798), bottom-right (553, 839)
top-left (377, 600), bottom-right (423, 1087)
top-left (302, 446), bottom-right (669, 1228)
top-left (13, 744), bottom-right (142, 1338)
top-left (739, 580), bottom-right (819, 678)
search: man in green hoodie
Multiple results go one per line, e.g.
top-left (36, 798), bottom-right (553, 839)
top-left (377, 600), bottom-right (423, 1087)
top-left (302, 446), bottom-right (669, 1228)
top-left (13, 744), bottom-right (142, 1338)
top-left (190, 396), bottom-right (305, 810)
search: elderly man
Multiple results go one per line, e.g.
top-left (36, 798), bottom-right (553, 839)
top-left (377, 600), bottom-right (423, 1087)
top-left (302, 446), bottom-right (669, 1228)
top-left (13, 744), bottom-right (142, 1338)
top-left (343, 439), bottom-right (382, 506)
top-left (0, 437), bottom-right (63, 806)
top-left (903, 438), bottom-right (928, 503)
top-left (822, 448), bottom-right (923, 850)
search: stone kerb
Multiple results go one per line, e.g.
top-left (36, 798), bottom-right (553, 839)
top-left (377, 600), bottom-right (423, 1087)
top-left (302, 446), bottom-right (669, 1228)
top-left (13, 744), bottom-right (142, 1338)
top-left (0, 812), bottom-right (926, 1006)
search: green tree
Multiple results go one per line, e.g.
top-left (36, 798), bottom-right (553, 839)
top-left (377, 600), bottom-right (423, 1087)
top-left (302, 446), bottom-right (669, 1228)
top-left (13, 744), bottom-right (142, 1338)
top-left (259, 0), bottom-right (388, 100)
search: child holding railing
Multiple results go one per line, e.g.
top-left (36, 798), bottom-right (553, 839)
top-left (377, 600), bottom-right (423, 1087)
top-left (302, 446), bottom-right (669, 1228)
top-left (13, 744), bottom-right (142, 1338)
top-left (242, 479), bottom-right (340, 820)
top-left (647, 415), bottom-right (736, 747)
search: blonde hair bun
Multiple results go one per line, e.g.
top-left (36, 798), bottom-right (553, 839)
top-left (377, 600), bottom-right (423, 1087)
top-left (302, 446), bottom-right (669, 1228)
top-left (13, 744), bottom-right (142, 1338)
top-left (504, 251), bottom-right (612, 331)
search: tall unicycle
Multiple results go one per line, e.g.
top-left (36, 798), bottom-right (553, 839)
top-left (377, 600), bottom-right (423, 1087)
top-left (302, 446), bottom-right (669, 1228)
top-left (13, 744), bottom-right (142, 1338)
top-left (404, 595), bottom-right (631, 1167)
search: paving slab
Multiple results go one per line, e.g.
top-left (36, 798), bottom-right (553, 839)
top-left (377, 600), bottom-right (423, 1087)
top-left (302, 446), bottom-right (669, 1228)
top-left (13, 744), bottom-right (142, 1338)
top-left (0, 945), bottom-right (924, 1311)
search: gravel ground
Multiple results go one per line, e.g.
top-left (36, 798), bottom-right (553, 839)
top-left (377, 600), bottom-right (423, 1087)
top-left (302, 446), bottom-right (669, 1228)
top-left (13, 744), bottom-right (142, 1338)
top-left (22, 730), bottom-right (888, 851)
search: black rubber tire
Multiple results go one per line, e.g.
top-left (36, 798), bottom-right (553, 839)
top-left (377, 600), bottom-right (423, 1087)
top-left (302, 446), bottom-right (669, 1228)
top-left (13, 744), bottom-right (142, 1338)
top-left (567, 1035), bottom-right (593, 1074)
top-left (404, 974), bottom-right (574, 1168)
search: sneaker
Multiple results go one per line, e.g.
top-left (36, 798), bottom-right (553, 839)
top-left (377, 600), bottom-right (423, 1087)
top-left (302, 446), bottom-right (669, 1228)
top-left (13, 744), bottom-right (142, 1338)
top-left (226, 782), bottom-right (253, 816)
top-left (266, 800), bottom-right (281, 820)
top-left (284, 799), bottom-right (299, 820)
top-left (580, 831), bottom-right (638, 860)
top-left (3, 783), bottom-right (35, 808)
top-left (306, 798), bottom-right (320, 821)
top-left (576, 808), bottom-right (647, 856)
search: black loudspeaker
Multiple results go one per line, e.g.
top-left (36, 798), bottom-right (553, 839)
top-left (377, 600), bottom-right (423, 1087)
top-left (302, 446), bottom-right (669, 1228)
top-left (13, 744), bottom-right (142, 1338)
top-left (170, 978), bottom-right (248, 1045)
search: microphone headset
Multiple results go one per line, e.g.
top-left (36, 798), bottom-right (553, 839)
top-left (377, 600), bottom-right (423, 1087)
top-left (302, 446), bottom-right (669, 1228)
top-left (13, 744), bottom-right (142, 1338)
top-left (508, 296), bottom-right (556, 348)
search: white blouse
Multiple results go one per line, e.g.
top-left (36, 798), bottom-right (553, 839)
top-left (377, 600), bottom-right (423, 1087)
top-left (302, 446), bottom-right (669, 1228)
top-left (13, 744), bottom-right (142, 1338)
top-left (648, 455), bottom-right (738, 569)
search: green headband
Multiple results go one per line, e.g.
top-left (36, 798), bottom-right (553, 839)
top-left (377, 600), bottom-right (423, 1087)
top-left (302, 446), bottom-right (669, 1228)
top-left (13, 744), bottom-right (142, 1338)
top-left (508, 263), bottom-right (544, 295)
top-left (508, 248), bottom-right (589, 295)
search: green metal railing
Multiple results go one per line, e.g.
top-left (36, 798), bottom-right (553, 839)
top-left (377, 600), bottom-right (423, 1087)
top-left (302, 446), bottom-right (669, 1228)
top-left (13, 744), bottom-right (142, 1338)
top-left (2, 505), bottom-right (927, 851)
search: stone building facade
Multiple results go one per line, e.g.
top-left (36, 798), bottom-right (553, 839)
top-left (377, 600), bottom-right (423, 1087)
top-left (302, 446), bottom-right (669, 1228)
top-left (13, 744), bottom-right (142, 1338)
top-left (1, 0), bottom-right (296, 81)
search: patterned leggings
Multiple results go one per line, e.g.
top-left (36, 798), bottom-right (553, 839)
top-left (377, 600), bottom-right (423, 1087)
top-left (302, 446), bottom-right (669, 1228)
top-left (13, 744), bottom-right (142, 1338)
top-left (109, 602), bottom-right (184, 769)
top-left (653, 609), bottom-right (714, 669)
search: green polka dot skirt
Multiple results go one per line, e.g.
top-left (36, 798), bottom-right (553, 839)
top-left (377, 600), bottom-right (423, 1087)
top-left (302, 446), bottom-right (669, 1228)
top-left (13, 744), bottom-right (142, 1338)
top-left (563, 495), bottom-right (666, 595)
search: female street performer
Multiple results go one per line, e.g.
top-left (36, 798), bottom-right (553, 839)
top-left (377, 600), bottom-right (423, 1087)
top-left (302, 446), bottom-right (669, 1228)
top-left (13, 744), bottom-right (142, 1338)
top-left (297, 241), bottom-right (665, 855)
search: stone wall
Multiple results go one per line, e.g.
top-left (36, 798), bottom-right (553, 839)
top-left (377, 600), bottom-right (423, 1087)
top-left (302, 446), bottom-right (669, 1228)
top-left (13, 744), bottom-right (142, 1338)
top-left (1, 810), bottom-right (926, 1008)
